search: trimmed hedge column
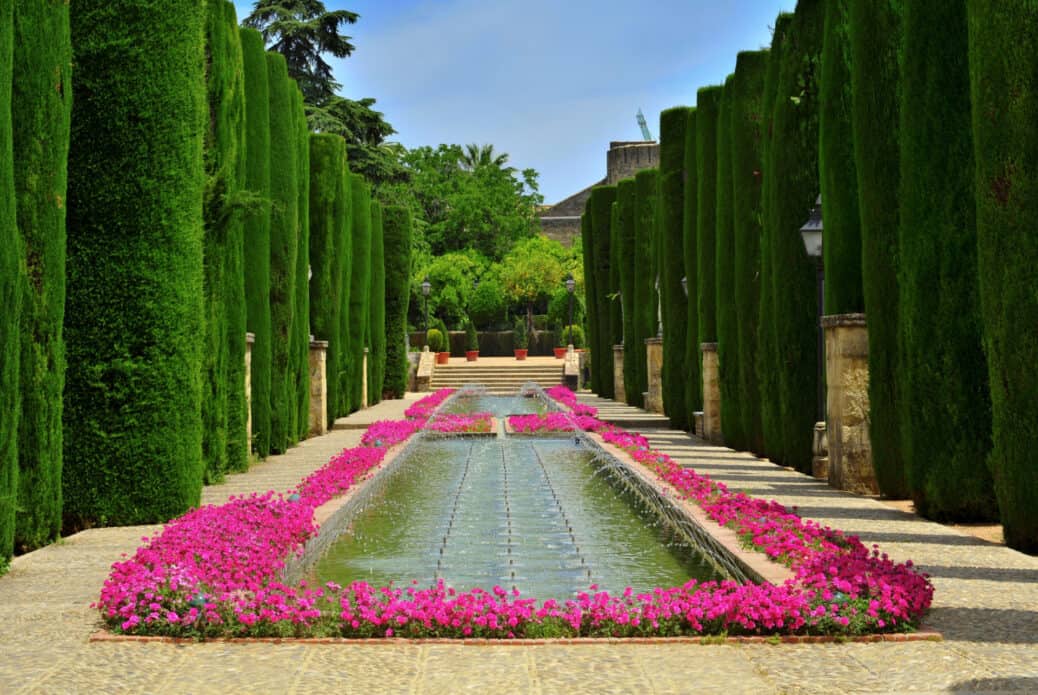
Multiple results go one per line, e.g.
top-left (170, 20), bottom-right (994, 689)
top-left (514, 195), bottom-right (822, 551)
top-left (898, 0), bottom-right (995, 520)
top-left (0, 0), bottom-right (20, 559)
top-left (12, 0), bottom-right (72, 551)
top-left (265, 52), bottom-right (298, 453)
top-left (632, 169), bottom-right (659, 407)
top-left (731, 51), bottom-right (768, 455)
top-left (334, 163), bottom-right (353, 417)
top-left (850, 1), bottom-right (906, 498)
top-left (590, 185), bottom-right (617, 399)
top-left (617, 178), bottom-right (638, 405)
top-left (608, 201), bottom-right (623, 352)
top-left (64, 0), bottom-right (206, 526)
top-left (969, 0), bottom-right (1038, 550)
top-left (763, 0), bottom-right (824, 472)
top-left (292, 86), bottom-right (310, 443)
top-left (696, 87), bottom-right (722, 351)
top-left (348, 174), bottom-right (371, 412)
top-left (715, 78), bottom-right (741, 449)
top-left (240, 27), bottom-right (272, 457)
top-left (682, 108), bottom-right (700, 418)
top-left (382, 205), bottom-right (412, 399)
top-left (368, 201), bottom-right (385, 405)
top-left (659, 107), bottom-right (690, 430)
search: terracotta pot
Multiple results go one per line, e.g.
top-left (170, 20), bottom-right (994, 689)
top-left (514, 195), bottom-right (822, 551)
top-left (465, 350), bottom-right (479, 362)
top-left (436, 351), bottom-right (450, 365)
top-left (514, 349), bottom-right (528, 361)
top-left (553, 347), bottom-right (567, 359)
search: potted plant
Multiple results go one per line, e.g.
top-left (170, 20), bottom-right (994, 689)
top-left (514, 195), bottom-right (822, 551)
top-left (562, 324), bottom-right (585, 351)
top-left (553, 325), bottom-right (567, 359)
top-left (427, 328), bottom-right (449, 364)
top-left (513, 316), bottom-right (529, 360)
top-left (464, 320), bottom-right (479, 361)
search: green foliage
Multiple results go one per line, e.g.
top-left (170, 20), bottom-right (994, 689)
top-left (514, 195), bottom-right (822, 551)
top-left (659, 107), bottom-right (690, 429)
top-left (292, 86), bottom-right (311, 441)
top-left (418, 250), bottom-right (489, 328)
top-left (763, 0), bottom-right (823, 471)
top-left (696, 86), bottom-right (723, 346)
top-left (334, 160), bottom-right (353, 417)
top-left (820, 0), bottom-right (862, 315)
top-left (609, 202), bottom-right (623, 349)
top-left (465, 321), bottom-right (479, 352)
top-left (368, 202), bottom-right (386, 404)
top-left (381, 205), bottom-right (412, 398)
top-left (64, 0), bottom-right (206, 526)
top-left (348, 173), bottom-right (372, 411)
top-left (309, 96), bottom-right (406, 186)
top-left (547, 286), bottom-right (585, 336)
top-left (969, 0), bottom-right (1038, 549)
top-left (562, 325), bottom-right (585, 349)
top-left (682, 109), bottom-right (701, 415)
top-left (512, 316), bottom-right (529, 350)
top-left (240, 27), bottom-right (273, 457)
top-left (11, 0), bottom-right (71, 551)
top-left (632, 169), bottom-right (660, 407)
top-left (731, 51), bottom-right (768, 455)
top-left (849, 0), bottom-right (905, 497)
top-left (616, 179), bottom-right (639, 405)
top-left (579, 204), bottom-right (597, 388)
top-left (499, 235), bottom-right (567, 333)
top-left (469, 277), bottom-right (507, 330)
top-left (426, 328), bottom-right (445, 354)
top-left (0, 0), bottom-right (19, 559)
top-left (899, 0), bottom-right (995, 520)
top-left (589, 186), bottom-right (617, 398)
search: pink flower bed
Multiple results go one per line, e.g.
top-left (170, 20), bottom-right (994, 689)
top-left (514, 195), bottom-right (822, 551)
top-left (403, 388), bottom-right (455, 419)
top-left (96, 387), bottom-right (932, 640)
top-left (508, 413), bottom-right (604, 433)
top-left (427, 412), bottom-right (494, 434)
top-left (545, 385), bottom-right (598, 417)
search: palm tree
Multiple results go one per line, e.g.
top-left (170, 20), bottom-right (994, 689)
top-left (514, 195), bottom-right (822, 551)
top-left (458, 143), bottom-right (510, 171)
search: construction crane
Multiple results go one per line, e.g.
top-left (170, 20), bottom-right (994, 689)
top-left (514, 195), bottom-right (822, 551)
top-left (636, 108), bottom-right (653, 141)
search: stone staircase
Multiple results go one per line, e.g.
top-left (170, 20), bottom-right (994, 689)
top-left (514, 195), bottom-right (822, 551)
top-left (429, 357), bottom-right (565, 394)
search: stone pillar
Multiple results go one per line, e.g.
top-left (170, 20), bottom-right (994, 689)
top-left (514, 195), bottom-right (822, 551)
top-left (701, 343), bottom-right (722, 444)
top-left (644, 337), bottom-right (664, 414)
top-left (613, 345), bottom-right (625, 402)
top-left (416, 347), bottom-right (434, 392)
top-left (308, 339), bottom-right (328, 437)
top-left (822, 313), bottom-right (876, 494)
top-left (245, 332), bottom-right (255, 451)
top-left (563, 347), bottom-right (580, 391)
top-left (361, 347), bottom-right (369, 409)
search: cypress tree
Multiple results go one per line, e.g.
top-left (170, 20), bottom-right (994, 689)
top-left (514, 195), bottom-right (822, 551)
top-left (382, 205), bottom-right (412, 399)
top-left (579, 203), bottom-right (597, 391)
top-left (222, 2), bottom-right (249, 474)
top-left (683, 109), bottom-right (701, 418)
top-left (659, 107), bottom-right (690, 429)
top-left (609, 201), bottom-right (623, 351)
top-left (731, 51), bottom-right (768, 455)
top-left (0, 0), bottom-right (20, 560)
top-left (696, 87), bottom-right (722, 349)
top-left (368, 201), bottom-right (386, 405)
top-left (764, 0), bottom-right (824, 471)
top-left (334, 162), bottom-right (353, 417)
top-left (632, 169), bottom-right (659, 407)
top-left (292, 86), bottom-right (310, 442)
top-left (899, 0), bottom-right (995, 520)
top-left (617, 179), bottom-right (638, 405)
top-left (969, 0), bottom-right (1038, 550)
top-left (820, 0), bottom-right (862, 315)
top-left (758, 14), bottom-right (793, 463)
top-left (348, 173), bottom-right (371, 412)
top-left (850, 1), bottom-right (906, 497)
top-left (64, 0), bottom-right (206, 526)
top-left (589, 185), bottom-right (617, 399)
top-left (266, 52), bottom-right (298, 453)
top-left (715, 78), bottom-right (742, 449)
top-left (240, 27), bottom-right (272, 457)
top-left (12, 0), bottom-right (71, 551)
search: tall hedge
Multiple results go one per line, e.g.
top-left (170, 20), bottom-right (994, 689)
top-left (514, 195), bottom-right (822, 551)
top-left (899, 0), bottom-right (995, 520)
top-left (580, 201), bottom-right (597, 391)
top-left (658, 107), bottom-right (690, 429)
top-left (682, 109), bottom-right (700, 418)
top-left (730, 51), bottom-right (768, 455)
top-left (292, 86), bottom-right (310, 442)
top-left (382, 205), bottom-right (412, 399)
top-left (608, 201), bottom-right (623, 350)
top-left (969, 0), bottom-right (1038, 549)
top-left (348, 173), bottom-right (371, 412)
top-left (64, 0), bottom-right (206, 526)
top-left (368, 201), bottom-right (386, 405)
top-left (820, 0), bottom-right (862, 315)
top-left (758, 14), bottom-right (793, 463)
top-left (631, 169), bottom-right (659, 407)
top-left (266, 53), bottom-right (298, 453)
top-left (221, 2), bottom-right (249, 474)
top-left (696, 87), bottom-right (723, 348)
top-left (617, 179), bottom-right (638, 405)
top-left (0, 0), bottom-right (19, 559)
top-left (334, 163), bottom-right (353, 417)
top-left (240, 28), bottom-right (272, 457)
top-left (589, 185), bottom-right (617, 399)
top-left (849, 1), bottom-right (906, 497)
top-left (11, 0), bottom-right (71, 551)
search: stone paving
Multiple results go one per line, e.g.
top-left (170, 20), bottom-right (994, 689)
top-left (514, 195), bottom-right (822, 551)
top-left (1, 391), bottom-right (1036, 694)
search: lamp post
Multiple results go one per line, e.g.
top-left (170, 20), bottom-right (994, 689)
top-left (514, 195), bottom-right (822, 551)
top-left (799, 195), bottom-right (824, 422)
top-left (565, 273), bottom-right (575, 347)
top-left (421, 276), bottom-right (431, 346)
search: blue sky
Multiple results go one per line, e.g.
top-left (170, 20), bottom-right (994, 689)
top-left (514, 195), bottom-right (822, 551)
top-left (234, 1), bottom-right (796, 204)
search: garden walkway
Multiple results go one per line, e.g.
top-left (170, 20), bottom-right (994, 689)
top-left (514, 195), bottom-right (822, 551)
top-left (0, 391), bottom-right (1035, 693)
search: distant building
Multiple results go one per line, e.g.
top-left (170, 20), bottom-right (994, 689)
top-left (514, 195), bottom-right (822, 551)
top-left (539, 140), bottom-right (659, 246)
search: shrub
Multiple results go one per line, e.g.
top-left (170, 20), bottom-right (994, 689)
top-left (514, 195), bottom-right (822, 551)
top-left (468, 277), bottom-right (507, 329)
top-left (631, 169), bottom-right (659, 408)
top-left (562, 324), bottom-right (585, 349)
top-left (11, 0), bottom-right (71, 551)
top-left (513, 316), bottom-right (529, 349)
top-left (589, 185), bottom-right (617, 398)
top-left (682, 109), bottom-right (700, 415)
top-left (426, 328), bottom-right (445, 353)
top-left (547, 286), bottom-right (584, 335)
top-left (579, 202), bottom-right (597, 390)
top-left (348, 174), bottom-right (372, 412)
top-left (695, 86), bottom-right (723, 347)
top-left (64, 0), bottom-right (206, 526)
top-left (608, 201), bottom-right (623, 350)
top-left (368, 202), bottom-right (385, 405)
top-left (616, 178), bottom-right (639, 405)
top-left (292, 86), bottom-right (310, 441)
top-left (334, 161), bottom-right (353, 418)
top-left (465, 321), bottom-right (479, 352)
top-left (382, 205), bottom-right (412, 399)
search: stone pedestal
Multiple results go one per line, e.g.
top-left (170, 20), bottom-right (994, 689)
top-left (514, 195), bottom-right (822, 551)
top-left (563, 347), bottom-right (580, 391)
top-left (693, 411), bottom-right (705, 437)
top-left (362, 348), bottom-right (369, 409)
top-left (308, 339), bottom-right (328, 437)
top-left (245, 333), bottom-right (255, 451)
top-left (701, 343), bottom-right (722, 444)
top-left (644, 337), bottom-right (663, 414)
top-left (822, 313), bottom-right (876, 494)
top-left (416, 347), bottom-right (434, 392)
top-left (613, 345), bottom-right (625, 403)
top-left (812, 421), bottom-right (829, 479)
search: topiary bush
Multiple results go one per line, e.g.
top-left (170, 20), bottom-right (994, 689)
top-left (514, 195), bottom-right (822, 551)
top-left (562, 324), bottom-right (585, 349)
top-left (682, 108), bottom-right (700, 417)
top-left (292, 85), bottom-right (310, 442)
top-left (334, 162), bottom-right (353, 419)
top-left (513, 316), bottom-right (529, 350)
top-left (589, 185), bottom-right (617, 398)
top-left (696, 86), bottom-right (723, 349)
top-left (368, 201), bottom-right (385, 405)
top-left (426, 328), bottom-right (445, 353)
top-left (348, 174), bottom-right (371, 411)
top-left (382, 205), bottom-right (412, 399)
top-left (465, 320), bottom-right (479, 352)
top-left (631, 169), bottom-right (659, 408)
top-left (616, 178), bottom-right (639, 405)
